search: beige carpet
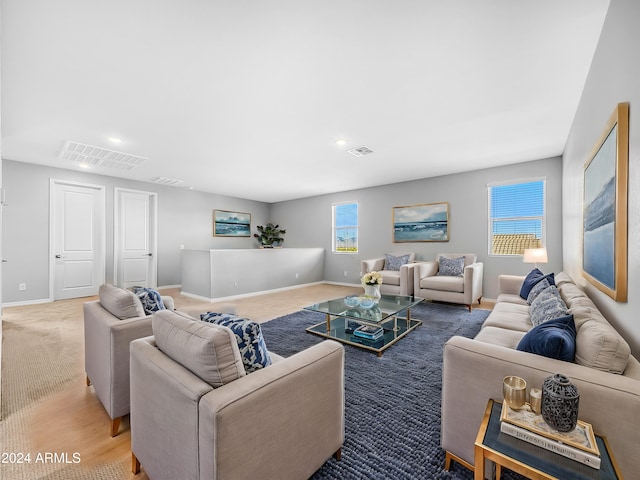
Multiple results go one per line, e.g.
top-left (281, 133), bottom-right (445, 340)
top-left (0, 284), bottom-right (361, 479)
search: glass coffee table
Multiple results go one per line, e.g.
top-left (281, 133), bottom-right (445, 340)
top-left (304, 294), bottom-right (424, 356)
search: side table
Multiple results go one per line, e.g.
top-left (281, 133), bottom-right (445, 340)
top-left (474, 399), bottom-right (623, 480)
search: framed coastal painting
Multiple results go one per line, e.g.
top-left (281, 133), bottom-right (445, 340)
top-left (392, 202), bottom-right (449, 242)
top-left (582, 102), bottom-right (629, 301)
top-left (213, 210), bottom-right (251, 237)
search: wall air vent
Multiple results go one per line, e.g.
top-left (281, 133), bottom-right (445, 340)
top-left (152, 177), bottom-right (184, 186)
top-left (347, 145), bottom-right (375, 157)
top-left (59, 141), bottom-right (147, 170)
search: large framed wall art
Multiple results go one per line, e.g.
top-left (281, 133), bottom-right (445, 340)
top-left (392, 202), bottom-right (449, 242)
top-left (213, 210), bottom-right (251, 237)
top-left (582, 102), bottom-right (629, 302)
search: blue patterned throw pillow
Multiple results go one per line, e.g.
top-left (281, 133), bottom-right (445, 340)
top-left (200, 313), bottom-right (272, 373)
top-left (526, 278), bottom-right (550, 305)
top-left (437, 256), bottom-right (465, 277)
top-left (529, 285), bottom-right (568, 327)
top-left (384, 253), bottom-right (411, 271)
top-left (519, 268), bottom-right (555, 299)
top-left (131, 286), bottom-right (166, 315)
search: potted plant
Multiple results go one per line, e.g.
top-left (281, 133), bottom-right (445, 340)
top-left (254, 223), bottom-right (286, 248)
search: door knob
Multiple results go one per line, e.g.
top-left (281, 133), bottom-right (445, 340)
top-left (55, 254), bottom-right (62, 259)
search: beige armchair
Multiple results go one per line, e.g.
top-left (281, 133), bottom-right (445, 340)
top-left (413, 253), bottom-right (483, 311)
top-left (130, 309), bottom-right (345, 480)
top-left (361, 253), bottom-right (416, 296)
top-left (83, 283), bottom-right (174, 436)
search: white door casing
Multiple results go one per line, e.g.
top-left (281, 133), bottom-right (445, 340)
top-left (50, 179), bottom-right (106, 300)
top-left (114, 188), bottom-right (158, 288)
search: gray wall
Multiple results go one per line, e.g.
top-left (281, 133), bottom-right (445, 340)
top-left (271, 156), bottom-right (563, 299)
top-left (2, 160), bottom-right (270, 303)
top-left (562, 0), bottom-right (640, 356)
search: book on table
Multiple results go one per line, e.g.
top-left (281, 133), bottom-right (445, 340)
top-left (499, 402), bottom-right (601, 469)
top-left (353, 325), bottom-right (384, 340)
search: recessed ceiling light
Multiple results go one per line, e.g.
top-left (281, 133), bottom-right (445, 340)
top-left (335, 139), bottom-right (348, 146)
top-left (78, 163), bottom-right (91, 169)
top-left (108, 136), bottom-right (123, 144)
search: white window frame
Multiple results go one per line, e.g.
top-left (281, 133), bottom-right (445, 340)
top-left (487, 178), bottom-right (546, 257)
top-left (332, 202), bottom-right (358, 254)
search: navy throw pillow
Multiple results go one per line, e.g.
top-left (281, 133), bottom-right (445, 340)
top-left (519, 268), bottom-right (555, 299)
top-left (131, 286), bottom-right (166, 315)
top-left (516, 314), bottom-right (576, 362)
top-left (200, 312), bottom-right (272, 373)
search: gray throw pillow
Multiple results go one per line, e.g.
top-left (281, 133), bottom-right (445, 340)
top-left (384, 253), bottom-right (411, 271)
top-left (530, 285), bottom-right (568, 327)
top-left (437, 256), bottom-right (465, 277)
top-left (527, 278), bottom-right (550, 305)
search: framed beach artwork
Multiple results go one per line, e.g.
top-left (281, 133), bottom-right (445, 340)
top-left (213, 210), bottom-right (251, 237)
top-left (582, 102), bottom-right (629, 302)
top-left (392, 202), bottom-right (449, 242)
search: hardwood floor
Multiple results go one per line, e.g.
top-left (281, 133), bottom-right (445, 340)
top-left (1, 283), bottom-right (492, 479)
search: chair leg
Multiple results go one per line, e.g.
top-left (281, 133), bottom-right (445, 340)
top-left (333, 447), bottom-right (342, 461)
top-left (478, 297), bottom-right (482, 305)
top-left (132, 453), bottom-right (141, 474)
top-left (467, 304), bottom-right (472, 312)
top-left (86, 375), bottom-right (91, 386)
top-left (110, 417), bottom-right (122, 437)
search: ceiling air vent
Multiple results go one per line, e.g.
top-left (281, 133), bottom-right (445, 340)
top-left (347, 145), bottom-right (375, 157)
top-left (152, 177), bottom-right (184, 186)
top-left (59, 141), bottom-right (147, 171)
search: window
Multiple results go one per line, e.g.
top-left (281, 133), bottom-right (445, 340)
top-left (333, 202), bottom-right (358, 253)
top-left (488, 180), bottom-right (545, 255)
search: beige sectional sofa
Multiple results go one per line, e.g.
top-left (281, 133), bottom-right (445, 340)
top-left (442, 271), bottom-right (640, 478)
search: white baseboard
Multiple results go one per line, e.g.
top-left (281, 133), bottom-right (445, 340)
top-left (2, 298), bottom-right (52, 308)
top-left (324, 281), bottom-right (361, 288)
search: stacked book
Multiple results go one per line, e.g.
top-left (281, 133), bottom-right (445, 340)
top-left (353, 325), bottom-right (384, 341)
top-left (500, 402), bottom-right (601, 469)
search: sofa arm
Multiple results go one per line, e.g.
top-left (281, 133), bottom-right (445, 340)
top-left (161, 296), bottom-right (174, 310)
top-left (362, 257), bottom-right (385, 273)
top-left (83, 301), bottom-right (153, 419)
top-left (442, 336), bottom-right (640, 478)
top-left (198, 340), bottom-right (345, 480)
top-left (399, 263), bottom-right (416, 296)
top-left (498, 274), bottom-right (525, 296)
top-left (463, 262), bottom-right (483, 304)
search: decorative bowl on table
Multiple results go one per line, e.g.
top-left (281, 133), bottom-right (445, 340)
top-left (344, 295), bottom-right (361, 308)
top-left (359, 297), bottom-right (377, 309)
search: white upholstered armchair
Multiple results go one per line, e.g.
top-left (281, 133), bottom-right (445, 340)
top-left (361, 253), bottom-right (416, 296)
top-left (413, 253), bottom-right (483, 311)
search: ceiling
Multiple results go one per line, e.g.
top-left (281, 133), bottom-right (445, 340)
top-left (1, 0), bottom-right (610, 203)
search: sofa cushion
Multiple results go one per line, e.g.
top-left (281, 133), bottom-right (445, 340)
top-left (131, 286), bottom-right (166, 315)
top-left (201, 313), bottom-right (272, 373)
top-left (519, 268), bottom-right (555, 299)
top-left (529, 285), bottom-right (567, 327)
top-left (384, 253), bottom-right (411, 271)
top-left (516, 314), bottom-right (576, 362)
top-left (381, 270), bottom-right (401, 286)
top-left (474, 326), bottom-right (526, 349)
top-left (575, 318), bottom-right (631, 374)
top-left (482, 302), bottom-right (531, 332)
top-left (437, 256), bottom-right (465, 277)
top-left (420, 275), bottom-right (464, 293)
top-left (98, 283), bottom-right (146, 320)
top-left (152, 309), bottom-right (245, 387)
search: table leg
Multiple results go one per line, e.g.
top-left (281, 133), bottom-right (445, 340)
top-left (474, 444), bottom-right (485, 480)
top-left (406, 307), bottom-right (411, 329)
top-left (326, 313), bottom-right (331, 332)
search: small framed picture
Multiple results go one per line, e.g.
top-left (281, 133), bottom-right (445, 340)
top-left (213, 210), bottom-right (251, 237)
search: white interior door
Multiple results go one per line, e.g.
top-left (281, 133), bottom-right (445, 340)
top-left (114, 188), bottom-right (158, 288)
top-left (51, 180), bottom-right (106, 300)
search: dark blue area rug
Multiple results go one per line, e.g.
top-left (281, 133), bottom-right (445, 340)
top-left (261, 301), bottom-right (506, 480)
